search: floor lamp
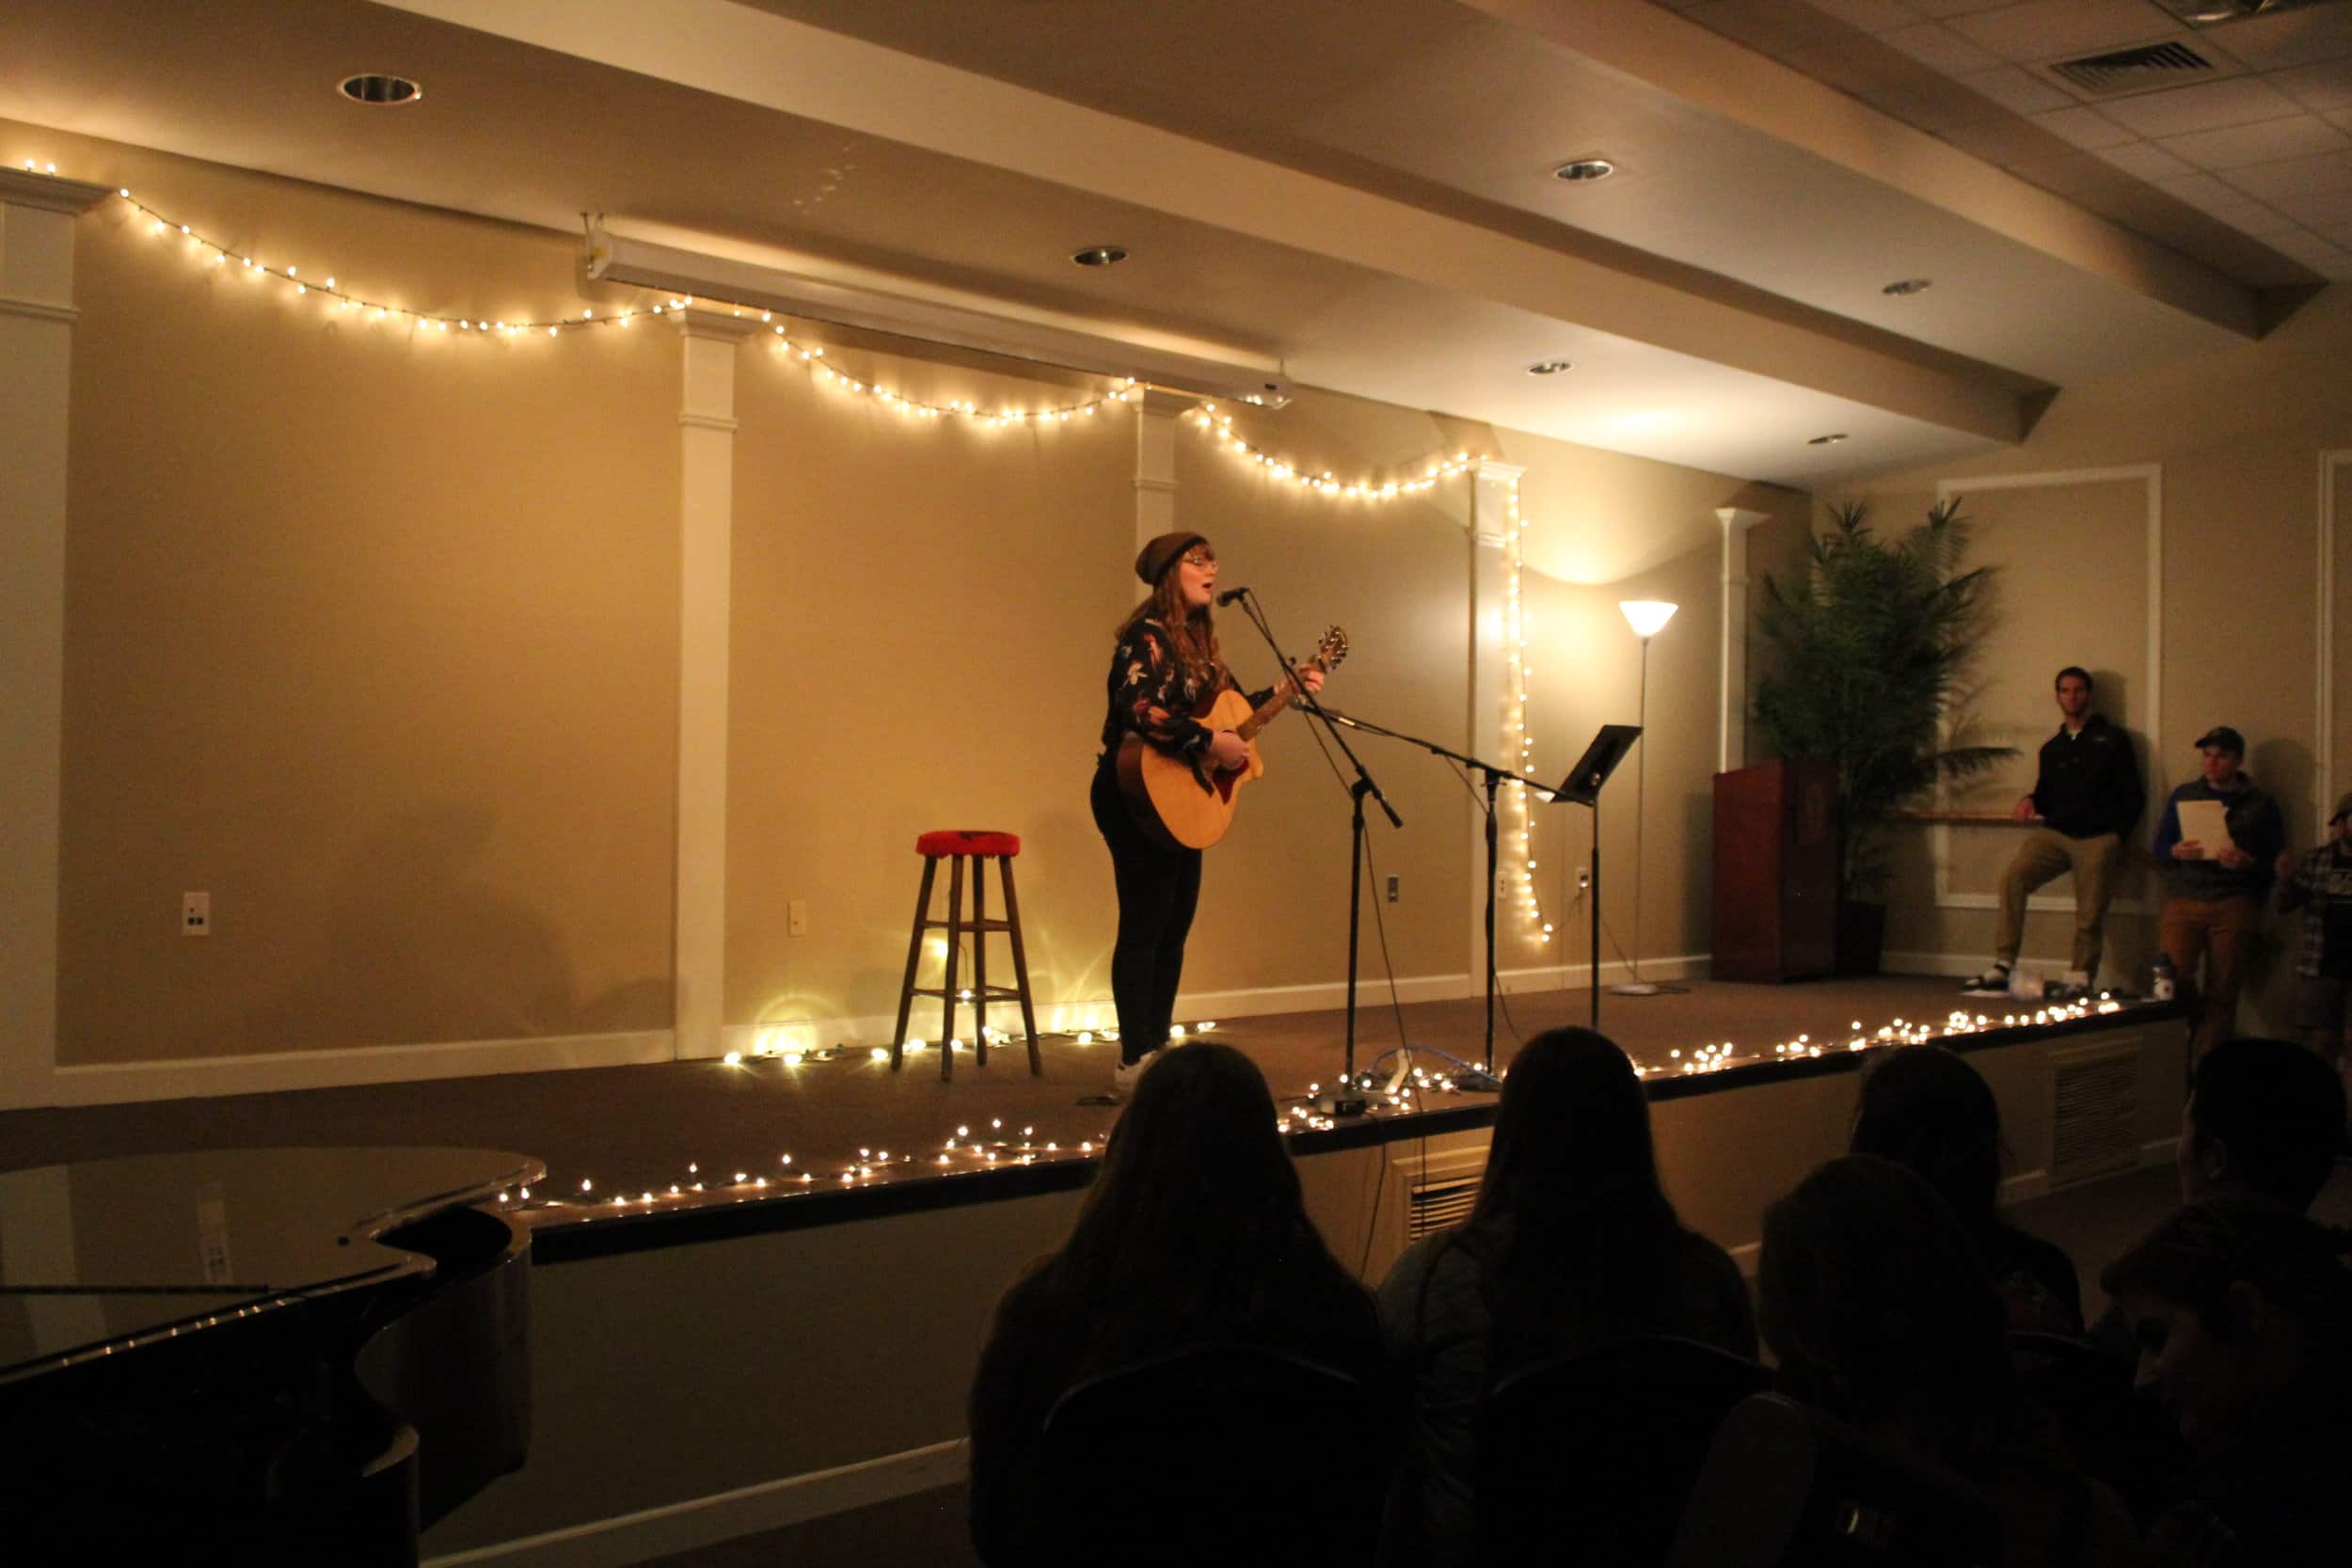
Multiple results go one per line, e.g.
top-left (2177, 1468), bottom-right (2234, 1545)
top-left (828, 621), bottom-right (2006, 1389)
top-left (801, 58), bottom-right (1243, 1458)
top-left (1610, 599), bottom-right (1684, 997)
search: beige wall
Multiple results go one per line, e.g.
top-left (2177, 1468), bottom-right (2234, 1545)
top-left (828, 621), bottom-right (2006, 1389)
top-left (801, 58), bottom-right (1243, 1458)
top-left (28, 118), bottom-right (1800, 1085)
top-left (1829, 285), bottom-right (2352, 1028)
top-left (43, 124), bottom-right (682, 1067)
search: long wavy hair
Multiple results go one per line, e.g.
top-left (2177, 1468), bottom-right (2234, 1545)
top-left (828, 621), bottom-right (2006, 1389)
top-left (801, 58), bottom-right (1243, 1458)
top-left (1033, 1042), bottom-right (1363, 1361)
top-left (1115, 548), bottom-right (1220, 687)
top-left (1457, 1027), bottom-right (1686, 1373)
top-left (1758, 1155), bottom-right (2022, 1470)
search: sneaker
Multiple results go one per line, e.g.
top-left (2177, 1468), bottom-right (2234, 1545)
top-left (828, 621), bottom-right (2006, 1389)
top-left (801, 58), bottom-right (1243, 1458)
top-left (1110, 1051), bottom-right (1160, 1100)
top-left (1960, 964), bottom-right (2012, 998)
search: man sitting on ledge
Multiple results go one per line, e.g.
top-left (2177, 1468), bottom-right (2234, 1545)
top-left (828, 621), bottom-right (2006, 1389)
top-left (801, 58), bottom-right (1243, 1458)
top-left (1963, 666), bottom-right (2143, 1000)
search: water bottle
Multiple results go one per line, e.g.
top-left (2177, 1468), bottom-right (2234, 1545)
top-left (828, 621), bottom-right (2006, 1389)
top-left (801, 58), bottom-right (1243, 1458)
top-left (2153, 952), bottom-right (2176, 1002)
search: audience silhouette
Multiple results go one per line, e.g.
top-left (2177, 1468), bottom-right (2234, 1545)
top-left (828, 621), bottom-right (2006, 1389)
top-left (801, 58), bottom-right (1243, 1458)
top-left (1851, 1043), bottom-right (2085, 1335)
top-left (965, 1041), bottom-right (1378, 1566)
top-left (1375, 1027), bottom-right (1754, 1566)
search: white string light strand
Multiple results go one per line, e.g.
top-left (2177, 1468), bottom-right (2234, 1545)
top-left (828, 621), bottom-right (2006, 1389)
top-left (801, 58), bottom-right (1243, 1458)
top-left (1502, 478), bottom-right (1555, 943)
top-left (762, 327), bottom-right (1141, 424)
top-left (1185, 404), bottom-right (1483, 501)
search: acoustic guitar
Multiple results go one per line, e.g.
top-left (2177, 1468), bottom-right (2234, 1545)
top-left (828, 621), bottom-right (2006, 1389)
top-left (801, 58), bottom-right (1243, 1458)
top-left (1117, 626), bottom-right (1350, 849)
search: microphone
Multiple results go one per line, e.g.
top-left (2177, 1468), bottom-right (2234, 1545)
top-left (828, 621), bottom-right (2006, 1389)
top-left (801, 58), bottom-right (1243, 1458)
top-left (1215, 585), bottom-right (1250, 607)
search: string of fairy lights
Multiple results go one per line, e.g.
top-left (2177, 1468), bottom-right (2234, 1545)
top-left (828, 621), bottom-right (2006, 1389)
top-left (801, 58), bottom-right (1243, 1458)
top-left (1501, 478), bottom-right (1559, 947)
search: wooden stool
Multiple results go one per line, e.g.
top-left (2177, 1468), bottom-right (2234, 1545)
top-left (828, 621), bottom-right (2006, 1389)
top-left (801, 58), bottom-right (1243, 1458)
top-left (892, 831), bottom-right (1042, 1081)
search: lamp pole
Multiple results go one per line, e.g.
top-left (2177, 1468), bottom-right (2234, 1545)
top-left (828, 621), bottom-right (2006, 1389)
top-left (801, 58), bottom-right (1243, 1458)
top-left (1611, 601), bottom-right (1681, 997)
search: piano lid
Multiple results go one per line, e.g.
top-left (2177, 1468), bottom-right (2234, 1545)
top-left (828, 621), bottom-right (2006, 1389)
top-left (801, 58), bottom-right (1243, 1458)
top-left (0, 1146), bottom-right (540, 1383)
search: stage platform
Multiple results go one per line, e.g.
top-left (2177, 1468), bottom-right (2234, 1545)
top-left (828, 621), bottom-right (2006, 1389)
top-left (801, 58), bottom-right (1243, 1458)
top-left (1, 974), bottom-right (2181, 1262)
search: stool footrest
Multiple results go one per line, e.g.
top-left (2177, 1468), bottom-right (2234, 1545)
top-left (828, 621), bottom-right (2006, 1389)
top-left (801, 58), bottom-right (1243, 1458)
top-left (908, 986), bottom-right (1026, 1002)
top-left (917, 917), bottom-right (1018, 933)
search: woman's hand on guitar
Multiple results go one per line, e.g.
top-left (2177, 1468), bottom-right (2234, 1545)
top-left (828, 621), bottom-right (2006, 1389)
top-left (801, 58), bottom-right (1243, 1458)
top-left (1206, 730), bottom-right (1249, 769)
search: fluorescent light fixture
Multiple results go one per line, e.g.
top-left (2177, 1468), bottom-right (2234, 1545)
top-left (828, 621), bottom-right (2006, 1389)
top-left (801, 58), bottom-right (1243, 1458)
top-left (586, 224), bottom-right (1288, 404)
top-left (1619, 600), bottom-right (1677, 639)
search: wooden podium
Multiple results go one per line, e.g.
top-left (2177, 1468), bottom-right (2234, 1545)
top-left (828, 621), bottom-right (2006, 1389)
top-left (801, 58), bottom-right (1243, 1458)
top-left (1712, 758), bottom-right (1838, 982)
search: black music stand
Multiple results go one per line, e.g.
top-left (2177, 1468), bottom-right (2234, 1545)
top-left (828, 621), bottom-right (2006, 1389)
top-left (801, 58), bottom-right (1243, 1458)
top-left (1560, 724), bottom-right (1643, 1031)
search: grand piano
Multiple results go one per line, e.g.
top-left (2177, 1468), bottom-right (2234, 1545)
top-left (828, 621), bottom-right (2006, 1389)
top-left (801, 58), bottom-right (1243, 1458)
top-left (0, 1146), bottom-right (542, 1564)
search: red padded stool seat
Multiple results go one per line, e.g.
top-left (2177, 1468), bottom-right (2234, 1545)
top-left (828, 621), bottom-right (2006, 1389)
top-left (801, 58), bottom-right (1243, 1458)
top-left (914, 830), bottom-right (1022, 858)
top-left (892, 830), bottom-right (1041, 1082)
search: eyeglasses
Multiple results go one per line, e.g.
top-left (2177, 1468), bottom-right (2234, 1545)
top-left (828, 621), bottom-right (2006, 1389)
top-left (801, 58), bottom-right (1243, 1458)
top-left (1182, 553), bottom-right (1216, 569)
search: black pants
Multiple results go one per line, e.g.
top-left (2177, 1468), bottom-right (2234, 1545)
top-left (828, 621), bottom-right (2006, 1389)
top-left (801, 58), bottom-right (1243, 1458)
top-left (1090, 761), bottom-right (1202, 1066)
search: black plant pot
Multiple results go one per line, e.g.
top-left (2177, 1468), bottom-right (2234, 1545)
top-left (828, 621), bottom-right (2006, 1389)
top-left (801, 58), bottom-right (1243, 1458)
top-left (1836, 900), bottom-right (1886, 976)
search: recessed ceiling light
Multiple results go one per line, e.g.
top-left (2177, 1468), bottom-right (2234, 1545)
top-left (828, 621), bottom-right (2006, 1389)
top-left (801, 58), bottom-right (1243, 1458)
top-left (339, 73), bottom-right (421, 106)
top-left (1552, 158), bottom-right (1616, 183)
top-left (1071, 245), bottom-right (1128, 267)
top-left (1807, 433), bottom-right (1850, 446)
top-left (1883, 277), bottom-right (1932, 295)
top-left (1526, 359), bottom-right (1575, 375)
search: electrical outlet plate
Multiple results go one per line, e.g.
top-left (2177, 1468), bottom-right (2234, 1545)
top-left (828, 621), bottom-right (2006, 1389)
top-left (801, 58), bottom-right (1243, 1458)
top-left (182, 891), bottom-right (210, 936)
top-left (1386, 876), bottom-right (1400, 903)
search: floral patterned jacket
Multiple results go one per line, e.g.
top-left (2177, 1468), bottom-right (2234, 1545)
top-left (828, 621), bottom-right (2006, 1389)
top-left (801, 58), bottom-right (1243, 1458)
top-left (1098, 617), bottom-right (1270, 760)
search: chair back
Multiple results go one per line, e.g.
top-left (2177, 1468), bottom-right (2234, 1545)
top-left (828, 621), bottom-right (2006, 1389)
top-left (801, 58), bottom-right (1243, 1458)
top-left (1021, 1341), bottom-right (1387, 1568)
top-left (1665, 1394), bottom-right (2002, 1568)
top-left (1474, 1335), bottom-right (1771, 1567)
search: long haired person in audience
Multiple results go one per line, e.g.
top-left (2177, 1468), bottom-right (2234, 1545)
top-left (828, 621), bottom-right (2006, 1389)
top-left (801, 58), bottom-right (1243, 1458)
top-left (1758, 1156), bottom-right (2142, 1567)
top-left (1851, 1043), bottom-right (2084, 1334)
top-left (2103, 1196), bottom-right (2352, 1564)
top-left (965, 1041), bottom-right (1376, 1567)
top-left (1375, 1027), bottom-right (1755, 1567)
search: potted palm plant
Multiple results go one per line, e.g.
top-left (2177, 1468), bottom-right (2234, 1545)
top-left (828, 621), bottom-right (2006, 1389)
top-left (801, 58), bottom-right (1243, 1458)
top-left (1752, 499), bottom-right (2012, 973)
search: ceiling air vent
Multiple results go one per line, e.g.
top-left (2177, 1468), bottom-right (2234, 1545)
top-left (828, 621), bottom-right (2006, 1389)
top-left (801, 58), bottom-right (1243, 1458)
top-left (2048, 40), bottom-right (2217, 97)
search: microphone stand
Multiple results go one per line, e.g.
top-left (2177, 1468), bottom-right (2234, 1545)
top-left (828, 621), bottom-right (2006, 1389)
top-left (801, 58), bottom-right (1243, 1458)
top-left (1314, 706), bottom-right (1557, 1076)
top-left (1224, 590), bottom-right (1400, 1104)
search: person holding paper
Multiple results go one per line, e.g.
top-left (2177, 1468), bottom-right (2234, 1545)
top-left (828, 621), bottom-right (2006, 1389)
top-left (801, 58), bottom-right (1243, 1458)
top-left (2152, 725), bottom-right (2285, 1060)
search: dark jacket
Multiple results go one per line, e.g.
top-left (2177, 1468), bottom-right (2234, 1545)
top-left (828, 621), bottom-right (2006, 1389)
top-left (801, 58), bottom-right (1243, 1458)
top-left (2031, 715), bottom-right (2142, 840)
top-left (2153, 775), bottom-right (2284, 901)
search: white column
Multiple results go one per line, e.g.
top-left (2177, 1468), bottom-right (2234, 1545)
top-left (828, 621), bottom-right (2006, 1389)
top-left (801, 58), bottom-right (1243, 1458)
top-left (1, 170), bottom-right (110, 1111)
top-left (672, 309), bottom-right (757, 1060)
top-left (1470, 460), bottom-right (1527, 979)
top-left (1134, 387), bottom-right (1190, 546)
top-left (1716, 507), bottom-right (1770, 775)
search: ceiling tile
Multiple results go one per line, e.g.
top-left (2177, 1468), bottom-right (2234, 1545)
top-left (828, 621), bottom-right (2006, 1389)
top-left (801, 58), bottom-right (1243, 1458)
top-left (1880, 21), bottom-right (2006, 72)
top-left (2221, 147), bottom-right (2352, 198)
top-left (2027, 104), bottom-right (2138, 149)
top-left (2179, 195), bottom-right (2304, 237)
top-left (2258, 227), bottom-right (2352, 275)
top-left (1962, 63), bottom-right (2077, 113)
top-left (2154, 171), bottom-right (2245, 207)
top-left (1946, 0), bottom-right (2182, 64)
top-left (1799, 0), bottom-right (1922, 31)
top-left (2094, 75), bottom-right (2305, 139)
top-left (2320, 219), bottom-right (2352, 249)
top-left (2265, 185), bottom-right (2352, 228)
top-left (2095, 139), bottom-right (2196, 181)
top-left (1906, 0), bottom-right (2012, 15)
top-left (2156, 113), bottom-right (2352, 170)
top-left (2197, 8), bottom-right (2352, 71)
top-left (2272, 58), bottom-right (2352, 113)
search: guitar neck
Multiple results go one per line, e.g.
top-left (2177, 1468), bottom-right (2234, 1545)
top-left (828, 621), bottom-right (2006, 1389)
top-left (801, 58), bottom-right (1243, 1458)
top-left (1235, 675), bottom-right (1306, 742)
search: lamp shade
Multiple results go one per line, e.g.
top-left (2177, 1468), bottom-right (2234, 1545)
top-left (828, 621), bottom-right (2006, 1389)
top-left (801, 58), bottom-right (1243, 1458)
top-left (1619, 599), bottom-right (1678, 639)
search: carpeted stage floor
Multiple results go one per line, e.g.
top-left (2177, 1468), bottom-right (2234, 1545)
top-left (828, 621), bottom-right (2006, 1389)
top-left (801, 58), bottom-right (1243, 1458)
top-left (0, 974), bottom-right (2140, 1224)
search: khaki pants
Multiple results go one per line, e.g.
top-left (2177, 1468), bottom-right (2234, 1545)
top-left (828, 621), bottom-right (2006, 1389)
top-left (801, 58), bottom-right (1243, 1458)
top-left (2158, 895), bottom-right (2259, 1061)
top-left (1995, 829), bottom-right (2122, 979)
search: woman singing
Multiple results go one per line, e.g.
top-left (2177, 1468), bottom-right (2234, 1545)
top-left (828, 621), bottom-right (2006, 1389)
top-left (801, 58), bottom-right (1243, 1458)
top-left (1093, 531), bottom-right (1321, 1098)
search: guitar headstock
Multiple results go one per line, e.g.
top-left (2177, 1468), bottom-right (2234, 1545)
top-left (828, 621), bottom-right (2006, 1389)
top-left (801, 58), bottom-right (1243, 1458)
top-left (1311, 625), bottom-right (1350, 673)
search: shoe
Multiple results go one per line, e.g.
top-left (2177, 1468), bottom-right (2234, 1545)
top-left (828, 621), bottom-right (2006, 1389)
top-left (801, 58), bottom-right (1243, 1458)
top-left (2045, 982), bottom-right (2092, 1005)
top-left (1110, 1051), bottom-right (1160, 1099)
top-left (1960, 965), bottom-right (2012, 998)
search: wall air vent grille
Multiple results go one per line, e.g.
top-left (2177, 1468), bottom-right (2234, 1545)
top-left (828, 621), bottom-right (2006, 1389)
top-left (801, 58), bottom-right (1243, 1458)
top-left (1407, 1174), bottom-right (1482, 1241)
top-left (2048, 41), bottom-right (2218, 97)
top-left (2048, 1041), bottom-right (2141, 1190)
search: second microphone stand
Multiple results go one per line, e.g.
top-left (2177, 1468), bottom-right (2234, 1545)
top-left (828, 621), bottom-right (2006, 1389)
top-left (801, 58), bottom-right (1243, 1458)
top-left (1224, 590), bottom-right (1400, 1098)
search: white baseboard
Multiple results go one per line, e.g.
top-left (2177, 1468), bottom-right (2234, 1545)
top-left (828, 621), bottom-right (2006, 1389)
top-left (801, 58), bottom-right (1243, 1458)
top-left (49, 1029), bottom-right (675, 1107)
top-left (718, 953), bottom-right (1714, 1057)
top-left (421, 1439), bottom-right (965, 1568)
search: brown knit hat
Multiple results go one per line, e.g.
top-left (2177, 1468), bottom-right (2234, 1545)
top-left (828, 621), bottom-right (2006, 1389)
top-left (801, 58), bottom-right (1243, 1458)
top-left (1134, 531), bottom-right (1207, 585)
